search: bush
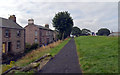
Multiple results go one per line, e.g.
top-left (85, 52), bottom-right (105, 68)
top-left (25, 43), bottom-right (31, 53)
top-left (25, 43), bottom-right (31, 50)
top-left (30, 43), bottom-right (38, 50)
top-left (2, 61), bottom-right (15, 73)
top-left (25, 43), bottom-right (38, 53)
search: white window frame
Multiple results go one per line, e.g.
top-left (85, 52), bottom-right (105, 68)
top-left (35, 30), bottom-right (38, 36)
top-left (35, 38), bottom-right (38, 43)
top-left (17, 41), bottom-right (20, 49)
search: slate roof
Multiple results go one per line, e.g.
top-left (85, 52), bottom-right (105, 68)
top-left (25, 24), bottom-right (53, 31)
top-left (35, 24), bottom-right (52, 31)
top-left (0, 17), bottom-right (24, 29)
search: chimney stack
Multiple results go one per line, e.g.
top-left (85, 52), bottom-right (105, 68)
top-left (9, 15), bottom-right (16, 22)
top-left (45, 24), bottom-right (49, 28)
top-left (28, 19), bottom-right (34, 25)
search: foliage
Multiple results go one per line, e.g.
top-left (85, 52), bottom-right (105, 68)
top-left (10, 61), bottom-right (15, 65)
top-left (25, 43), bottom-right (31, 50)
top-left (30, 43), bottom-right (38, 50)
top-left (25, 43), bottom-right (38, 53)
top-left (2, 61), bottom-right (15, 73)
top-left (71, 26), bottom-right (82, 37)
top-left (14, 71), bottom-right (34, 75)
top-left (75, 36), bottom-right (118, 73)
top-left (81, 29), bottom-right (91, 36)
top-left (97, 28), bottom-right (110, 36)
top-left (52, 11), bottom-right (73, 40)
top-left (25, 43), bottom-right (31, 53)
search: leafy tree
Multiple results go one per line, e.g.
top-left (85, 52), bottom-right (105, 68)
top-left (97, 28), bottom-right (110, 36)
top-left (64, 27), bottom-right (72, 38)
top-left (96, 32), bottom-right (98, 35)
top-left (82, 29), bottom-right (91, 36)
top-left (71, 26), bottom-right (82, 37)
top-left (52, 11), bottom-right (74, 40)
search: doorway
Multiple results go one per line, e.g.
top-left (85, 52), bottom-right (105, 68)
top-left (8, 42), bottom-right (11, 52)
top-left (2, 42), bottom-right (6, 53)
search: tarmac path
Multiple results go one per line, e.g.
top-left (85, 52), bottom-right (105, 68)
top-left (39, 38), bottom-right (82, 73)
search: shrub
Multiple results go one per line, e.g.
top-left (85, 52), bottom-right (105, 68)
top-left (25, 43), bottom-right (31, 53)
top-left (25, 43), bottom-right (31, 50)
top-left (30, 43), bottom-right (38, 50)
top-left (2, 61), bottom-right (15, 73)
top-left (25, 43), bottom-right (38, 53)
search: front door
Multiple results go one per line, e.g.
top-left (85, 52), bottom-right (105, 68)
top-left (2, 42), bottom-right (6, 53)
top-left (8, 42), bottom-right (11, 52)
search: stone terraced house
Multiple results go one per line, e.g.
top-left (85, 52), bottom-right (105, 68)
top-left (0, 15), bottom-right (25, 55)
top-left (25, 19), bottom-right (57, 46)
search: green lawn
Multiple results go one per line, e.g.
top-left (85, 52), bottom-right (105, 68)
top-left (75, 36), bottom-right (118, 73)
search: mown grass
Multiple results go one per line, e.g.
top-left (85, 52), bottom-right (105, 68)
top-left (75, 36), bottom-right (118, 73)
top-left (2, 38), bottom-right (70, 73)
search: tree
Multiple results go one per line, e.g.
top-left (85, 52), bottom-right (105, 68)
top-left (71, 26), bottom-right (82, 37)
top-left (96, 32), bottom-right (98, 35)
top-left (97, 28), bottom-right (110, 36)
top-left (81, 29), bottom-right (91, 36)
top-left (52, 11), bottom-right (74, 40)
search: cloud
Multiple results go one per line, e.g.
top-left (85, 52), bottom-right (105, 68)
top-left (0, 0), bottom-right (118, 32)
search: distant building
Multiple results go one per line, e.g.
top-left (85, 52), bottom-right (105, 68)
top-left (25, 19), bottom-right (57, 46)
top-left (0, 15), bottom-right (25, 55)
top-left (109, 32), bottom-right (120, 36)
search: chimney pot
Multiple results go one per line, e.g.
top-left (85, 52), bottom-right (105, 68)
top-left (9, 15), bottom-right (16, 22)
top-left (45, 24), bottom-right (49, 28)
top-left (28, 19), bottom-right (34, 25)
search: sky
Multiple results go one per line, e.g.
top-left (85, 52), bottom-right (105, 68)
top-left (0, 0), bottom-right (119, 32)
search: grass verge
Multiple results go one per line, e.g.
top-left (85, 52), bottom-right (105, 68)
top-left (75, 36), bottom-right (118, 73)
top-left (2, 38), bottom-right (70, 73)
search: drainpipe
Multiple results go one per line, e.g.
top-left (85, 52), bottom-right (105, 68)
top-left (0, 18), bottom-right (2, 75)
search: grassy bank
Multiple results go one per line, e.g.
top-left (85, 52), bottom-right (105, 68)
top-left (2, 38), bottom-right (70, 73)
top-left (75, 36), bottom-right (118, 73)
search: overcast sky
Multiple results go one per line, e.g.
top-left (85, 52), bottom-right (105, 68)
top-left (0, 0), bottom-right (119, 32)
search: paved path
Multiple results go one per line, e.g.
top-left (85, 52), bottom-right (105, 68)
top-left (39, 38), bottom-right (82, 73)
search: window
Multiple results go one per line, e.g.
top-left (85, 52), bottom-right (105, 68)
top-left (35, 30), bottom-right (37, 36)
top-left (17, 30), bottom-right (21, 37)
top-left (42, 31), bottom-right (44, 36)
top-left (5, 30), bottom-right (9, 37)
top-left (46, 31), bottom-right (48, 36)
top-left (40, 31), bottom-right (42, 36)
top-left (49, 31), bottom-right (50, 34)
top-left (17, 41), bottom-right (20, 49)
top-left (35, 38), bottom-right (38, 43)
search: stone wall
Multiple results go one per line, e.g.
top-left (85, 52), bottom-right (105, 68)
top-left (25, 24), bottom-right (57, 47)
top-left (25, 25), bottom-right (40, 45)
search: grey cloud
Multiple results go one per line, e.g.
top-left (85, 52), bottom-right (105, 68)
top-left (0, 1), bottom-right (118, 32)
